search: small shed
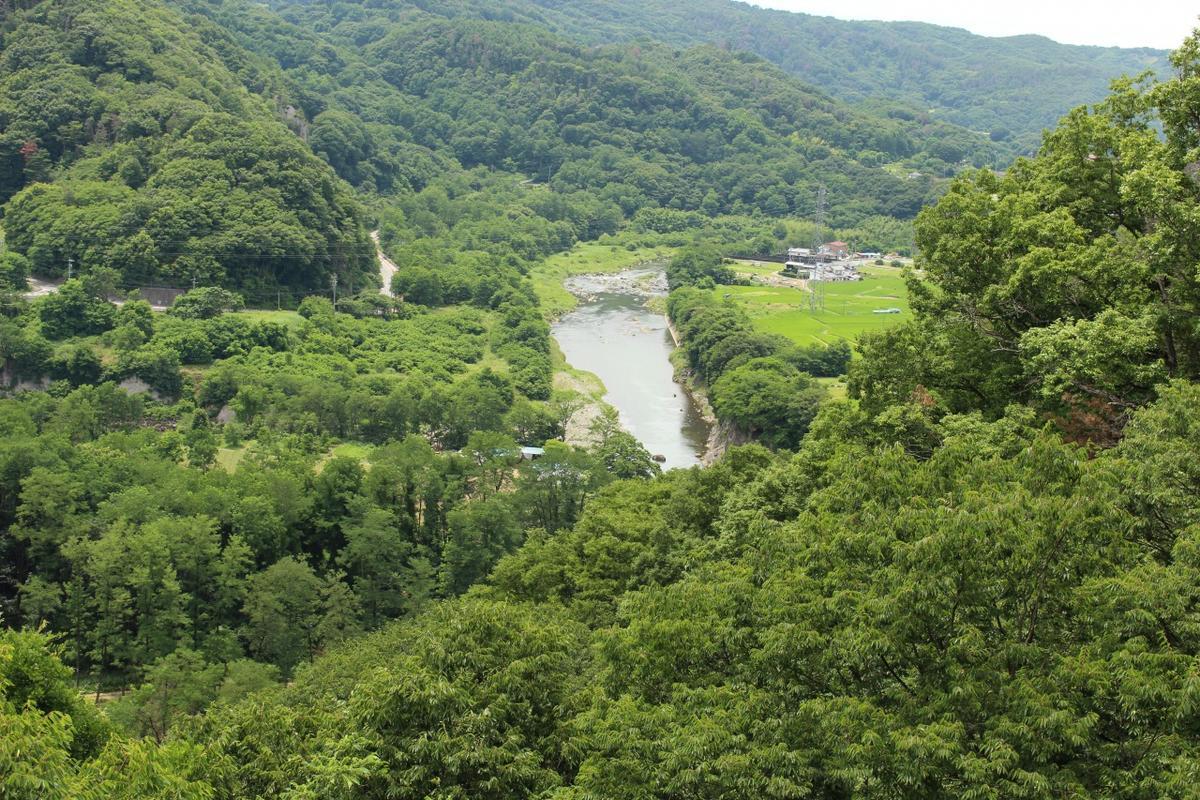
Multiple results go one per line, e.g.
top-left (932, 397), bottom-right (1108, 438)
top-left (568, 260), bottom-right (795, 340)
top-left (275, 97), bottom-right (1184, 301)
top-left (520, 446), bottom-right (546, 460)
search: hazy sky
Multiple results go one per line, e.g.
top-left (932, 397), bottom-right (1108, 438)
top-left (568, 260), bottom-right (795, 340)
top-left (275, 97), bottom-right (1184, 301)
top-left (748, 1), bottom-right (1197, 49)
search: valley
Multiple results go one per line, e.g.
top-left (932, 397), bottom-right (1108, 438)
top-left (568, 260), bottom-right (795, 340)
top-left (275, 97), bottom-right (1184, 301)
top-left (1, 1), bottom-right (1199, 797)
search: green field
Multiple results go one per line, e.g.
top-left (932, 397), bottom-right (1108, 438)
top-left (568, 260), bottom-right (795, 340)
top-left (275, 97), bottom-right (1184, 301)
top-left (532, 242), bottom-right (675, 318)
top-left (215, 444), bottom-right (251, 473)
top-left (816, 376), bottom-right (849, 400)
top-left (218, 441), bottom-right (376, 475)
top-left (235, 309), bottom-right (306, 329)
top-left (713, 265), bottom-right (910, 348)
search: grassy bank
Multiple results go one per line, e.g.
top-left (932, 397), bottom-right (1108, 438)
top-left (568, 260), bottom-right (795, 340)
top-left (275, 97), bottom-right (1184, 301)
top-left (549, 336), bottom-right (611, 446)
top-left (532, 242), bottom-right (675, 318)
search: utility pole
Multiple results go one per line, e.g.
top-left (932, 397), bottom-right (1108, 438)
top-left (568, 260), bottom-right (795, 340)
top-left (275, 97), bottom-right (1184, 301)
top-left (66, 256), bottom-right (73, 280)
top-left (330, 273), bottom-right (338, 305)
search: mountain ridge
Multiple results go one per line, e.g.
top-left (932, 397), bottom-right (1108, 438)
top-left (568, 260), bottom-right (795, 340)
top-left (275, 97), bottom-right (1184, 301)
top-left (279, 0), bottom-right (1169, 154)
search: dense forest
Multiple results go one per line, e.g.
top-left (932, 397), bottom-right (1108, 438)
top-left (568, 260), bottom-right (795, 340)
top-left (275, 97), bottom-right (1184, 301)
top-left (4, 0), bottom-right (1200, 797)
top-left (188, 0), bottom-right (989, 212)
top-left (0, 0), bottom-right (376, 295)
top-left (298, 0), bottom-right (1167, 157)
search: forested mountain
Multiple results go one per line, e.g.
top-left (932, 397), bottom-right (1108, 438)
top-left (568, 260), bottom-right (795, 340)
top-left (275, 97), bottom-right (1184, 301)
top-left (0, 0), bottom-right (1172, 294)
top-left (297, 0), bottom-right (1170, 155)
top-left (0, 0), bottom-right (1015, 297)
top-left (181, 0), bottom-right (996, 217)
top-left (0, 0), bottom-right (376, 294)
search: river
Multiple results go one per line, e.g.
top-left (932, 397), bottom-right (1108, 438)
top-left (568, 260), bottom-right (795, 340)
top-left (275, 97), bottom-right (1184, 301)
top-left (552, 269), bottom-right (711, 469)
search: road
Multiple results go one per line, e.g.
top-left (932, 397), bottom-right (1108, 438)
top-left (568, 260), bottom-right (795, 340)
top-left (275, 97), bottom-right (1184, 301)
top-left (25, 276), bottom-right (61, 298)
top-left (23, 277), bottom-right (172, 310)
top-left (22, 232), bottom-right (401, 304)
top-left (372, 230), bottom-right (397, 297)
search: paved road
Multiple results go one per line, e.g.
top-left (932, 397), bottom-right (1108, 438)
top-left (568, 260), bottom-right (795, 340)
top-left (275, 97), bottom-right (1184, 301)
top-left (24, 231), bottom-right (403, 304)
top-left (24, 276), bottom-right (61, 298)
top-left (23, 277), bottom-right (172, 310)
top-left (372, 230), bottom-right (397, 297)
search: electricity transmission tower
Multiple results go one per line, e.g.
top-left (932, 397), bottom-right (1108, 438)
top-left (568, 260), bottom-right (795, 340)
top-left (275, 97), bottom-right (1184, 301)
top-left (809, 279), bottom-right (826, 313)
top-left (809, 184), bottom-right (828, 314)
top-left (812, 184), bottom-right (828, 251)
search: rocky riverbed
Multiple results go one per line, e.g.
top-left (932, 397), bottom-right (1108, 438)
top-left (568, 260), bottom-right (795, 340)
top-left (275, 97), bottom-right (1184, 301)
top-left (562, 268), bottom-right (668, 302)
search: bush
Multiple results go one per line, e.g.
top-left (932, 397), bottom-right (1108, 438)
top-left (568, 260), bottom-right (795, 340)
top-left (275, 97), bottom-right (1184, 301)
top-left (0, 251), bottom-right (31, 290)
top-left (0, 320), bottom-right (53, 379)
top-left (298, 296), bottom-right (335, 319)
top-left (36, 281), bottom-right (116, 340)
top-left (710, 357), bottom-right (825, 448)
top-left (168, 287), bottom-right (245, 320)
top-left (665, 246), bottom-right (735, 290)
top-left (119, 345), bottom-right (183, 396)
top-left (49, 344), bottom-right (102, 386)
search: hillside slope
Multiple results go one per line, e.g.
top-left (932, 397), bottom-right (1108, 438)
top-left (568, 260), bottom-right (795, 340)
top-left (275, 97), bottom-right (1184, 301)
top-left (0, 0), bottom-right (375, 295)
top-left (195, 0), bottom-right (1000, 222)
top-left (272, 0), bottom-right (1170, 155)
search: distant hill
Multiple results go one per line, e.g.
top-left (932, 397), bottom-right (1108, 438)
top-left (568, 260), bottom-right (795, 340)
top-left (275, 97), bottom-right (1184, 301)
top-left (174, 0), bottom-right (1006, 222)
top-left (1, 0), bottom-right (1011, 296)
top-left (286, 0), bottom-right (1171, 156)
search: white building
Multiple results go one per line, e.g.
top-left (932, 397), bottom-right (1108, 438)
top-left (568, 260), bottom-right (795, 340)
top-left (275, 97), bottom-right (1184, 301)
top-left (810, 262), bottom-right (861, 282)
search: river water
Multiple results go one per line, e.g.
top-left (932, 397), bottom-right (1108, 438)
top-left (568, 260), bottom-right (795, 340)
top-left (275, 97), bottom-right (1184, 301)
top-left (552, 269), bottom-right (711, 469)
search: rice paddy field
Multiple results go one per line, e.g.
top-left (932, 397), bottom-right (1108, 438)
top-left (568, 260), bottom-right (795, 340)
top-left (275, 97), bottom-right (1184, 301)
top-left (712, 265), bottom-right (911, 348)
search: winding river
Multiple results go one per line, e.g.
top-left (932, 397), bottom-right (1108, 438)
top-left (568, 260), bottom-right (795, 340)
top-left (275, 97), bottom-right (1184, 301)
top-left (552, 269), bottom-right (711, 469)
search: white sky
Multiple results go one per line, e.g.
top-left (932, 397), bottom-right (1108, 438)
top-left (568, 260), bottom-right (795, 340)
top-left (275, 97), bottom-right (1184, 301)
top-left (747, 0), bottom-right (1198, 49)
